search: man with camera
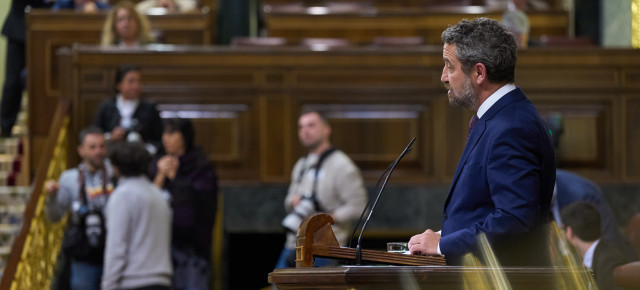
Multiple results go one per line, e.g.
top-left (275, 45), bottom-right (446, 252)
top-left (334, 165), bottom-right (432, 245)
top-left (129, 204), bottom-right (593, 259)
top-left (276, 111), bottom-right (367, 268)
top-left (45, 126), bottom-right (115, 290)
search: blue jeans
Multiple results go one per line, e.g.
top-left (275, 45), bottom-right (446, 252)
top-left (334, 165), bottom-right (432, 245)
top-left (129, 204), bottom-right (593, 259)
top-left (275, 248), bottom-right (334, 269)
top-left (70, 260), bottom-right (102, 290)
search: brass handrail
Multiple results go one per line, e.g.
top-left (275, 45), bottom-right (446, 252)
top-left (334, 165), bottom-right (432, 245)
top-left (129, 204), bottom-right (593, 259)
top-left (0, 98), bottom-right (71, 290)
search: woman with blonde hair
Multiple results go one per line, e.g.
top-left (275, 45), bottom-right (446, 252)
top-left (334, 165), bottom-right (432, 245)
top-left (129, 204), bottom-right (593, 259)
top-left (101, 1), bottom-right (154, 47)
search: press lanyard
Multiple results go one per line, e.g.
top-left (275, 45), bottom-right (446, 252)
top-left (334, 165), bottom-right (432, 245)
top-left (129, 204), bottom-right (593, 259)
top-left (295, 148), bottom-right (336, 209)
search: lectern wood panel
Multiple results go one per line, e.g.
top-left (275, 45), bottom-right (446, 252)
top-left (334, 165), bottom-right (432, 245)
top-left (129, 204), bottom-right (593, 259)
top-left (295, 214), bottom-right (445, 267)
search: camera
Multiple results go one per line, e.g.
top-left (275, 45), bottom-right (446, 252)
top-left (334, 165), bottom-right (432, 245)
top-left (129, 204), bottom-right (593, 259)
top-left (84, 211), bottom-right (104, 248)
top-left (282, 197), bottom-right (316, 232)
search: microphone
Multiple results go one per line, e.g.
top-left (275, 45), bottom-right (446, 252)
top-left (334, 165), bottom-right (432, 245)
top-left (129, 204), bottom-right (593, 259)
top-left (354, 137), bottom-right (416, 265)
top-left (347, 162), bottom-right (392, 249)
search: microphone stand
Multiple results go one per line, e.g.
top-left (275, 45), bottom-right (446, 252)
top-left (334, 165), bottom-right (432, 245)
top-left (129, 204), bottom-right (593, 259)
top-left (348, 162), bottom-right (392, 250)
top-left (355, 137), bottom-right (416, 265)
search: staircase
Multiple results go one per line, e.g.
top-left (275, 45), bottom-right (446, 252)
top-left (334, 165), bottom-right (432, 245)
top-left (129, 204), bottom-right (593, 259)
top-left (0, 95), bottom-right (32, 279)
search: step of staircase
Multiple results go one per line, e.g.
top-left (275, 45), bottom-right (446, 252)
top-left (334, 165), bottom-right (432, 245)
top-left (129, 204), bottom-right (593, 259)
top-left (0, 92), bottom-right (30, 280)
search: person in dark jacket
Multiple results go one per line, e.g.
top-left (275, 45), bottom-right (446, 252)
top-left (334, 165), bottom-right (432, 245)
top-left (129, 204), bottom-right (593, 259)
top-left (1, 0), bottom-right (50, 137)
top-left (93, 64), bottom-right (163, 154)
top-left (562, 201), bottom-right (631, 290)
top-left (149, 117), bottom-right (218, 290)
top-left (52, 0), bottom-right (111, 12)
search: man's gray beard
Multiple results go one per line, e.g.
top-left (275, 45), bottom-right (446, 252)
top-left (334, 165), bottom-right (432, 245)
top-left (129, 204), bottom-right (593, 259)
top-left (448, 77), bottom-right (478, 111)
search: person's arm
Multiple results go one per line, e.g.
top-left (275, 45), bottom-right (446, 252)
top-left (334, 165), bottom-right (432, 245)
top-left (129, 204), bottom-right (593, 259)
top-left (44, 172), bottom-right (74, 223)
top-left (101, 191), bottom-right (130, 290)
top-left (284, 160), bottom-right (304, 213)
top-left (439, 124), bottom-right (544, 258)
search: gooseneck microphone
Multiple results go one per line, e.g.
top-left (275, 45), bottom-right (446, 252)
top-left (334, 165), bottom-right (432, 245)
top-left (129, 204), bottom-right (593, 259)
top-left (353, 137), bottom-right (416, 265)
top-left (347, 162), bottom-right (392, 250)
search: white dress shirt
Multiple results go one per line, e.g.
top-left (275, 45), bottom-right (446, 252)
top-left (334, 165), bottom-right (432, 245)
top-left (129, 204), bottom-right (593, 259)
top-left (583, 239), bottom-right (600, 270)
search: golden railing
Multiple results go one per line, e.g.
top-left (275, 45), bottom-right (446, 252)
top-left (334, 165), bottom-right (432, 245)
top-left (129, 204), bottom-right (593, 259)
top-left (0, 98), bottom-right (71, 290)
top-left (634, 0), bottom-right (640, 48)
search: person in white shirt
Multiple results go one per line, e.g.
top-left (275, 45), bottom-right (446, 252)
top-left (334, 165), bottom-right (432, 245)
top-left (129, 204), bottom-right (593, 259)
top-left (276, 111), bottom-right (367, 268)
top-left (93, 64), bottom-right (163, 155)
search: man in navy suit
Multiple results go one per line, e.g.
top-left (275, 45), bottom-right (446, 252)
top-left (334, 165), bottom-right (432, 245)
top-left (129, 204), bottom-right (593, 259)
top-left (561, 201), bottom-right (630, 290)
top-left (408, 18), bottom-right (556, 266)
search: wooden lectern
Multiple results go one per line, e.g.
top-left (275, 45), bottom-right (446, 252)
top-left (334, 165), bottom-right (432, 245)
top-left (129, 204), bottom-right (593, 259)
top-left (294, 213), bottom-right (445, 267)
top-left (269, 214), bottom-right (591, 289)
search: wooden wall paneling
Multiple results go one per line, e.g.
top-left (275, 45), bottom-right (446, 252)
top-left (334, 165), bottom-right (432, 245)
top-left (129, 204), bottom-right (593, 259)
top-left (259, 94), bottom-right (292, 182)
top-left (264, 9), bottom-right (569, 45)
top-left (55, 46), bottom-right (640, 184)
top-left (261, 0), bottom-right (564, 9)
top-left (517, 68), bottom-right (619, 90)
top-left (153, 100), bottom-right (260, 181)
top-left (624, 94), bottom-right (640, 181)
top-left (142, 68), bottom-right (257, 88)
top-left (532, 93), bottom-right (617, 181)
top-left (293, 68), bottom-right (441, 90)
top-left (297, 98), bottom-right (436, 183)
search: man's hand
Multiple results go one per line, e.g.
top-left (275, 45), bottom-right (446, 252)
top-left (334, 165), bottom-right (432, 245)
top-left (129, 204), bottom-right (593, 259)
top-left (290, 195), bottom-right (302, 208)
top-left (44, 180), bottom-right (60, 195)
top-left (408, 229), bottom-right (441, 256)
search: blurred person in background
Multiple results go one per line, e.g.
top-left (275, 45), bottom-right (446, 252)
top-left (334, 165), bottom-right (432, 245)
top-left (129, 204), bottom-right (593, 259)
top-left (45, 126), bottom-right (115, 290)
top-left (276, 110), bottom-right (367, 269)
top-left (136, 0), bottom-right (198, 14)
top-left (101, 0), bottom-right (154, 47)
top-left (149, 118), bottom-right (218, 290)
top-left (561, 201), bottom-right (631, 290)
top-left (52, 0), bottom-right (111, 12)
top-left (93, 64), bottom-right (163, 154)
top-left (1, 0), bottom-right (50, 137)
top-left (103, 141), bottom-right (172, 290)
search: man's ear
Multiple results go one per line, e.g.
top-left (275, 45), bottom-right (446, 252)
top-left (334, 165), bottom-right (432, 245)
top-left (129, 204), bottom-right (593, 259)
top-left (473, 63), bottom-right (487, 85)
top-left (324, 124), bottom-right (332, 138)
top-left (565, 226), bottom-right (574, 240)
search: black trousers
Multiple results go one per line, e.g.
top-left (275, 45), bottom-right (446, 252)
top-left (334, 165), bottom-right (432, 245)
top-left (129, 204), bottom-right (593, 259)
top-left (0, 39), bottom-right (25, 137)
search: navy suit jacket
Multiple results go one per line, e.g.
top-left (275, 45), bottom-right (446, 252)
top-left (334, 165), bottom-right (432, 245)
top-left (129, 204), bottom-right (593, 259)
top-left (555, 169), bottom-right (638, 259)
top-left (440, 87), bottom-right (556, 266)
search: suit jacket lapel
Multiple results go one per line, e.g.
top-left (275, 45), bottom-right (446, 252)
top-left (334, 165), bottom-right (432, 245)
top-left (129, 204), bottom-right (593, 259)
top-left (443, 87), bottom-right (526, 210)
top-left (444, 118), bottom-right (487, 209)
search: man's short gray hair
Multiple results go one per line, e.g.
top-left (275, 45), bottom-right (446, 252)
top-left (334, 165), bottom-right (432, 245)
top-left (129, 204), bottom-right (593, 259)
top-left (441, 17), bottom-right (518, 84)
